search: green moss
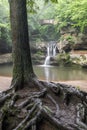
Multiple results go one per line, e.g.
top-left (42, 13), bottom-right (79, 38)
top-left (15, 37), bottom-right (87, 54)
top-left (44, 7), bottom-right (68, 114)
top-left (56, 53), bottom-right (72, 66)
top-left (76, 86), bottom-right (81, 90)
top-left (44, 106), bottom-right (53, 114)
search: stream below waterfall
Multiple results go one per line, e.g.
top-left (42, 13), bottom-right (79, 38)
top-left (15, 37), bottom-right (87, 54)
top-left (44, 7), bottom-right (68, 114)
top-left (0, 64), bottom-right (87, 82)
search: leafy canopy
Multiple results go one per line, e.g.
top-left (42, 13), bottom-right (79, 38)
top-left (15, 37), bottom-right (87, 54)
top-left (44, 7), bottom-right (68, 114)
top-left (55, 0), bottom-right (87, 32)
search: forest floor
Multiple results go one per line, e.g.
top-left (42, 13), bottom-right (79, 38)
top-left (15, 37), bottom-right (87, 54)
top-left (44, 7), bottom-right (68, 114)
top-left (0, 76), bottom-right (87, 130)
top-left (0, 76), bottom-right (87, 92)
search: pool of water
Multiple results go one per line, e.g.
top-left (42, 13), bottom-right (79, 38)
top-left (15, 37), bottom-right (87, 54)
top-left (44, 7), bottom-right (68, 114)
top-left (0, 64), bottom-right (87, 81)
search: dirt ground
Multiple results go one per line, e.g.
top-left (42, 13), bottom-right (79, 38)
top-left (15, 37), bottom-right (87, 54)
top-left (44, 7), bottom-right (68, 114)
top-left (59, 80), bottom-right (87, 92)
top-left (0, 76), bottom-right (12, 92)
top-left (0, 76), bottom-right (87, 92)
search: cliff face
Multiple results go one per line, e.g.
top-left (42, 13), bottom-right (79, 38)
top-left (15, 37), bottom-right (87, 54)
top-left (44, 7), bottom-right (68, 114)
top-left (73, 34), bottom-right (87, 50)
top-left (73, 43), bottom-right (87, 50)
top-left (59, 26), bottom-right (87, 51)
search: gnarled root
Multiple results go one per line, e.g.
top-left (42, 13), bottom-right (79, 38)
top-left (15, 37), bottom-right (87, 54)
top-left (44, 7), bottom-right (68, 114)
top-left (0, 79), bottom-right (87, 130)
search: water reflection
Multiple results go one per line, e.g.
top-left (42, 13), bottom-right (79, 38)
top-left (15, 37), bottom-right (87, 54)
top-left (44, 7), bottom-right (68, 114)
top-left (0, 64), bottom-right (13, 77)
top-left (44, 66), bottom-right (53, 82)
top-left (0, 64), bottom-right (87, 81)
top-left (34, 65), bottom-right (87, 81)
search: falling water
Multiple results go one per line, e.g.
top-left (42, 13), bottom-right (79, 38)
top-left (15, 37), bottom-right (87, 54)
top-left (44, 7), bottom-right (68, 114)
top-left (44, 45), bottom-right (50, 65)
top-left (47, 46), bottom-right (50, 56)
top-left (44, 56), bottom-right (50, 65)
top-left (53, 45), bottom-right (56, 57)
top-left (44, 42), bottom-right (57, 65)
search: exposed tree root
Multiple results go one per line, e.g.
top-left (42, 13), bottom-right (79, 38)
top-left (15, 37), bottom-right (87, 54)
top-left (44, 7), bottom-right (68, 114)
top-left (0, 79), bottom-right (87, 130)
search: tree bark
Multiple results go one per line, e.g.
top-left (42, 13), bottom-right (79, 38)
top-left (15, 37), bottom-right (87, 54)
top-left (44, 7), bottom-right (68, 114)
top-left (9, 0), bottom-right (35, 89)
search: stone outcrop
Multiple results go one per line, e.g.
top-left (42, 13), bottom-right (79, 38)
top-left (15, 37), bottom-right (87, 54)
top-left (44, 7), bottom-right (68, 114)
top-left (73, 43), bottom-right (87, 50)
top-left (60, 26), bottom-right (87, 51)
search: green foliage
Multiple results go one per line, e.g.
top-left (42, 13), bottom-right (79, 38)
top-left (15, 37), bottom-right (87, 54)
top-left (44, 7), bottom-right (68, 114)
top-left (1, 0), bottom-right (87, 47)
top-left (0, 0), bottom-right (11, 46)
top-left (27, 0), bottom-right (40, 13)
top-left (69, 0), bottom-right (87, 32)
top-left (39, 25), bottom-right (58, 41)
top-left (36, 51), bottom-right (43, 56)
top-left (0, 0), bottom-right (9, 25)
top-left (45, 0), bottom-right (58, 3)
top-left (65, 35), bottom-right (75, 44)
top-left (27, 0), bottom-right (87, 42)
top-left (55, 0), bottom-right (87, 32)
top-left (27, 0), bottom-right (58, 42)
top-left (56, 53), bottom-right (71, 65)
top-left (27, 0), bottom-right (58, 14)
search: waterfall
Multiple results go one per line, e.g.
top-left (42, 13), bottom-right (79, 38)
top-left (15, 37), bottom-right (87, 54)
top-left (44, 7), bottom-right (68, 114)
top-left (53, 45), bottom-right (56, 57)
top-left (44, 41), bottom-right (57, 65)
top-left (47, 46), bottom-right (50, 56)
top-left (44, 56), bottom-right (50, 65)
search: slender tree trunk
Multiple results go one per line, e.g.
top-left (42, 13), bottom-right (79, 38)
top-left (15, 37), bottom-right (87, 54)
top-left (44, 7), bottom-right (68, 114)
top-left (9, 0), bottom-right (35, 88)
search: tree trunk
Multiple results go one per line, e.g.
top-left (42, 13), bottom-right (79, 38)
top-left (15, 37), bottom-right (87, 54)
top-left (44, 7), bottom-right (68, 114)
top-left (9, 0), bottom-right (35, 89)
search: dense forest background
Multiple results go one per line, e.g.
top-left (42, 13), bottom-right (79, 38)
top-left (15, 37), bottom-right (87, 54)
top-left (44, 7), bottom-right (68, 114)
top-left (0, 0), bottom-right (87, 53)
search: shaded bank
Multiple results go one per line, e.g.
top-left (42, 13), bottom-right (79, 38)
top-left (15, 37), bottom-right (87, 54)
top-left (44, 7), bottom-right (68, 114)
top-left (0, 76), bottom-right (87, 92)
